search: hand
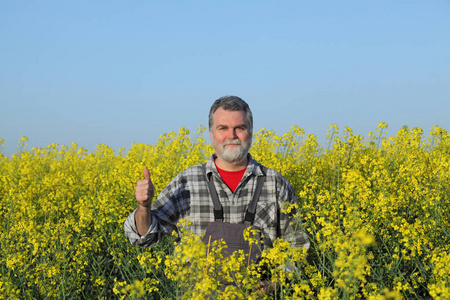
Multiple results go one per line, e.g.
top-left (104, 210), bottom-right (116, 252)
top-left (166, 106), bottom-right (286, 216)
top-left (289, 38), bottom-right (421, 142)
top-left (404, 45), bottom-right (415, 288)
top-left (254, 281), bottom-right (277, 297)
top-left (135, 168), bottom-right (155, 208)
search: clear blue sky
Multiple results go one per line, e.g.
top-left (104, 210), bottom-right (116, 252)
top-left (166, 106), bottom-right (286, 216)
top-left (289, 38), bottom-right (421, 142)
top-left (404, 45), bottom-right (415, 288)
top-left (2, 1), bottom-right (449, 156)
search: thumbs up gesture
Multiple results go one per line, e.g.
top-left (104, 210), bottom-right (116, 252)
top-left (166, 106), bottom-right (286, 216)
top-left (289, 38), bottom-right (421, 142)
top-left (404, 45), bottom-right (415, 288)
top-left (135, 168), bottom-right (155, 208)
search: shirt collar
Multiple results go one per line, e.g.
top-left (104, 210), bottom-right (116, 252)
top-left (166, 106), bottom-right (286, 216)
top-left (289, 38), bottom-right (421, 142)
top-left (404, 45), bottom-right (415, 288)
top-left (205, 153), bottom-right (264, 181)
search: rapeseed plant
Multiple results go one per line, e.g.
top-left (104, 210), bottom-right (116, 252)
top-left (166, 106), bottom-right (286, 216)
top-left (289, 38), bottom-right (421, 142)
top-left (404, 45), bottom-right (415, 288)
top-left (0, 124), bottom-right (449, 299)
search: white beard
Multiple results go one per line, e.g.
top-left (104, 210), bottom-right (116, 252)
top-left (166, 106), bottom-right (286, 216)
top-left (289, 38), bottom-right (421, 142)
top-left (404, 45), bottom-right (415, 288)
top-left (214, 138), bottom-right (252, 164)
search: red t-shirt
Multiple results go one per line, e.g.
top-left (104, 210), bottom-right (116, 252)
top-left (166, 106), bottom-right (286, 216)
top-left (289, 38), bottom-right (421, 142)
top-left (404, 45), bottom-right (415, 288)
top-left (216, 164), bottom-right (246, 193)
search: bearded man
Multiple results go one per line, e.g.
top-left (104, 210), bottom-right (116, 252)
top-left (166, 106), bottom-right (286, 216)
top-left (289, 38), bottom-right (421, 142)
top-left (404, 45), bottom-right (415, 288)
top-left (124, 95), bottom-right (309, 253)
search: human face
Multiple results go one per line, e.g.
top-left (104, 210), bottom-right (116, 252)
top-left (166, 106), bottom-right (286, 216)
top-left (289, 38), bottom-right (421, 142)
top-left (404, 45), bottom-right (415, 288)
top-left (210, 107), bottom-right (252, 165)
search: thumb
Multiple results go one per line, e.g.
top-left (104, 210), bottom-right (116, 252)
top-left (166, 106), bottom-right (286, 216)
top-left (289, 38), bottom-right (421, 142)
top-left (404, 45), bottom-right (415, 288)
top-left (143, 168), bottom-right (150, 180)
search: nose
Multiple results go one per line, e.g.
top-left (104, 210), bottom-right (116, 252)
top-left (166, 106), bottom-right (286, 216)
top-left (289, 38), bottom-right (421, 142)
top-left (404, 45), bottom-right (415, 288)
top-left (228, 129), bottom-right (238, 139)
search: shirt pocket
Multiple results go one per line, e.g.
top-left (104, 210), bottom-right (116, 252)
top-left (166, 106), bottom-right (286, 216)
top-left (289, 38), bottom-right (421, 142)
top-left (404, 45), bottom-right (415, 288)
top-left (254, 199), bottom-right (277, 230)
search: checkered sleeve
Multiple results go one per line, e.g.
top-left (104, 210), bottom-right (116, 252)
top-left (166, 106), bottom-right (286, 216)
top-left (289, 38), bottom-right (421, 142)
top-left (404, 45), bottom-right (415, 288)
top-left (275, 171), bottom-right (310, 251)
top-left (123, 208), bottom-right (161, 247)
top-left (123, 169), bottom-right (193, 247)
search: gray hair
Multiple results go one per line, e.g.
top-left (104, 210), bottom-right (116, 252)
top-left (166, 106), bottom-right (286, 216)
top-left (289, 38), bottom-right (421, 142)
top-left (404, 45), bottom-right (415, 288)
top-left (208, 96), bottom-right (253, 133)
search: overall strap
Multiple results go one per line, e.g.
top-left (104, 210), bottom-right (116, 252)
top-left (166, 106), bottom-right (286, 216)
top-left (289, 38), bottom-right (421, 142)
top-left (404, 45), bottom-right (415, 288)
top-left (202, 163), bottom-right (267, 225)
top-left (203, 163), bottom-right (224, 221)
top-left (244, 166), bottom-right (266, 225)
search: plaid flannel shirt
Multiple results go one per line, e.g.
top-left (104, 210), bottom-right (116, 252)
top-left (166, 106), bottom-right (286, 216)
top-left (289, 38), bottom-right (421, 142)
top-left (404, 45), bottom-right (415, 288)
top-left (124, 153), bottom-right (310, 251)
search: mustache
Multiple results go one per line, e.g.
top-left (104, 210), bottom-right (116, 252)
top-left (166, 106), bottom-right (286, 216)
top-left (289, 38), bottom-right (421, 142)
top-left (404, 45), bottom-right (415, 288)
top-left (222, 139), bottom-right (242, 146)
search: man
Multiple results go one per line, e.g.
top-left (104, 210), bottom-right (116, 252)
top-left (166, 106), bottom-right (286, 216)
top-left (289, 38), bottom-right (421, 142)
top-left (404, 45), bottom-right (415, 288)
top-left (124, 96), bottom-right (309, 253)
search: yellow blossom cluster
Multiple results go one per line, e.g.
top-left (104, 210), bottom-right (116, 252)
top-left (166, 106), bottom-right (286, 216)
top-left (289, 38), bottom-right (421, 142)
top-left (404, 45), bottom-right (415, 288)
top-left (0, 123), bottom-right (449, 299)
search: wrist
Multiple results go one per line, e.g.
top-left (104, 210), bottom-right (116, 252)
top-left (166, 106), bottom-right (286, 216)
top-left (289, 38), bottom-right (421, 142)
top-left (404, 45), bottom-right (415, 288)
top-left (138, 204), bottom-right (152, 212)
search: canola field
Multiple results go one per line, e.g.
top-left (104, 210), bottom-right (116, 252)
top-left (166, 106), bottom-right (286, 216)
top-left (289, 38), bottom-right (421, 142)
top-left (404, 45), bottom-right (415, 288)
top-left (0, 124), bottom-right (449, 299)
